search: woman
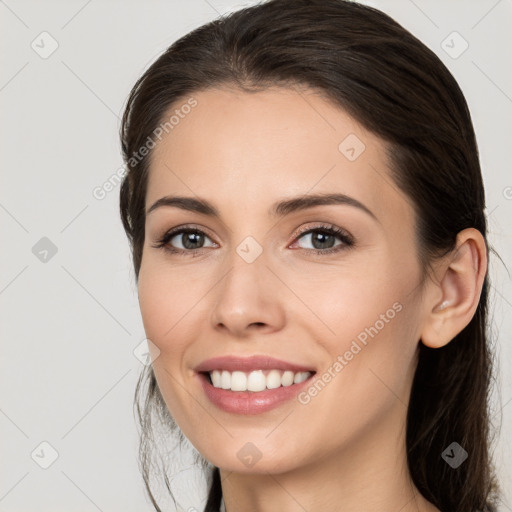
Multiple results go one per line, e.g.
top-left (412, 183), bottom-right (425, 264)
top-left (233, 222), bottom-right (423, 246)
top-left (119, 0), bottom-right (500, 510)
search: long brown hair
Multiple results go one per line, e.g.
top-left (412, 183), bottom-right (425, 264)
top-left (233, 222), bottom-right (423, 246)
top-left (119, 1), bottom-right (500, 510)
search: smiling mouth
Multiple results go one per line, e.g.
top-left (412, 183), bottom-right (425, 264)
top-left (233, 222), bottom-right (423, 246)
top-left (201, 369), bottom-right (316, 392)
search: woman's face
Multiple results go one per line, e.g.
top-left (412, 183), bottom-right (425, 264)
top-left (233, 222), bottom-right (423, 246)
top-left (138, 86), bottom-right (428, 474)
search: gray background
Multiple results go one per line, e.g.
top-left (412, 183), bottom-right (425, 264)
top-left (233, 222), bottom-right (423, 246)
top-left (1, 0), bottom-right (511, 510)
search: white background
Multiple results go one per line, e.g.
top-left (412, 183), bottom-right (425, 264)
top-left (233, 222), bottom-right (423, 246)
top-left (1, 0), bottom-right (511, 510)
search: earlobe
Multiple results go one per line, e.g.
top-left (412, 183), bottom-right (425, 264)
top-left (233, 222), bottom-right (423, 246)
top-left (420, 228), bottom-right (487, 349)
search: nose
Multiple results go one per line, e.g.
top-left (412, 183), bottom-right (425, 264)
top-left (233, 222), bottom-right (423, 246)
top-left (210, 248), bottom-right (287, 338)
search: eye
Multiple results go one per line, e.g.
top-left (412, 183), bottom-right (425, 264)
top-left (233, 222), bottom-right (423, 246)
top-left (152, 226), bottom-right (217, 255)
top-left (290, 224), bottom-right (354, 254)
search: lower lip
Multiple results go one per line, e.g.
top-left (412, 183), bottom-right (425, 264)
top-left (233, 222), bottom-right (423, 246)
top-left (197, 372), bottom-right (315, 415)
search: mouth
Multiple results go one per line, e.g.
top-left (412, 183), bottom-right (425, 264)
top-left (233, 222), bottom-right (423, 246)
top-left (194, 354), bottom-right (317, 392)
top-left (197, 369), bottom-right (317, 415)
top-left (194, 355), bottom-right (317, 414)
top-left (200, 368), bottom-right (316, 392)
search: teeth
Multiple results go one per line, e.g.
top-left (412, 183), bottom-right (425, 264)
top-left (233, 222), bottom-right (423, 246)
top-left (220, 370), bottom-right (231, 390)
top-left (266, 369), bottom-right (282, 389)
top-left (282, 370), bottom-right (294, 387)
top-left (231, 371), bottom-right (247, 391)
top-left (208, 369), bottom-right (313, 392)
top-left (294, 371), bottom-right (310, 384)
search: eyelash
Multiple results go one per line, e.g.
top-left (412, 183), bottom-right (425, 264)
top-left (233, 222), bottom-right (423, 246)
top-left (151, 223), bottom-right (355, 257)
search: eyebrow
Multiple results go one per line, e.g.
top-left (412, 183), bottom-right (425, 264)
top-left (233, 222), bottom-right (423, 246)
top-left (146, 193), bottom-right (378, 222)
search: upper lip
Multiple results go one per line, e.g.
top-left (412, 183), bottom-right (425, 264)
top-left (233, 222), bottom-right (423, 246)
top-left (194, 355), bottom-right (316, 374)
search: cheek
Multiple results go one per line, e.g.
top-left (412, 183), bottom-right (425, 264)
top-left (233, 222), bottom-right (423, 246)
top-left (304, 254), bottom-right (421, 387)
top-left (138, 261), bottom-right (167, 341)
top-left (298, 298), bottom-right (419, 444)
top-left (137, 258), bottom-right (192, 355)
top-left (291, 261), bottom-right (412, 344)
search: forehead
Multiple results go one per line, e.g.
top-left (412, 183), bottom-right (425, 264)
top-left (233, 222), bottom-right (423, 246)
top-left (146, 86), bottom-right (412, 226)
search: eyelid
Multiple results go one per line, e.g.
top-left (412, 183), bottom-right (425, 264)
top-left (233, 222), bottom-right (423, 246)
top-left (157, 223), bottom-right (216, 240)
top-left (292, 223), bottom-right (354, 243)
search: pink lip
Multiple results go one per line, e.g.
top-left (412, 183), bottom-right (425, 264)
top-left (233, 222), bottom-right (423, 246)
top-left (193, 355), bottom-right (316, 373)
top-left (196, 372), bottom-right (315, 415)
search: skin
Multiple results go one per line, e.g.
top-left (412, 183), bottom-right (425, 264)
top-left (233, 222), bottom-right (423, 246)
top-left (137, 86), bottom-right (487, 512)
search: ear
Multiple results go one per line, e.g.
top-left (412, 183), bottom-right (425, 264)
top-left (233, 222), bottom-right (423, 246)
top-left (420, 228), bottom-right (488, 349)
